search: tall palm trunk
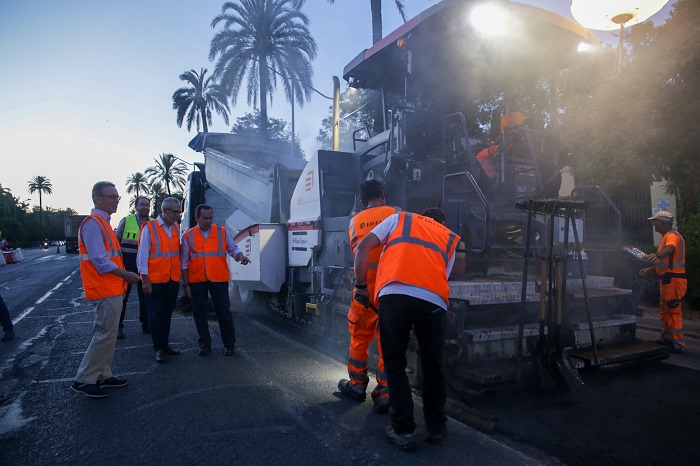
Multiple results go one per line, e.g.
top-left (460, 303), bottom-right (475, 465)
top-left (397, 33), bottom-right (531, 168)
top-left (38, 191), bottom-right (43, 225)
top-left (371, 0), bottom-right (383, 44)
top-left (259, 55), bottom-right (269, 137)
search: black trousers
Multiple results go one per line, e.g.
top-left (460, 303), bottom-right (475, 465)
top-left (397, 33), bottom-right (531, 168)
top-left (119, 255), bottom-right (148, 330)
top-left (378, 293), bottom-right (447, 435)
top-left (190, 281), bottom-right (236, 347)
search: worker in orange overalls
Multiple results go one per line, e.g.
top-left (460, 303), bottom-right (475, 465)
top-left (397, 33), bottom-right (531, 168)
top-left (338, 180), bottom-right (399, 414)
top-left (476, 110), bottom-right (527, 179)
top-left (639, 210), bottom-right (687, 352)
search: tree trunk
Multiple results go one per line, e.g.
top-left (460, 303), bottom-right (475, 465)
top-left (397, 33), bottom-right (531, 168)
top-left (201, 103), bottom-right (209, 133)
top-left (371, 0), bottom-right (382, 45)
top-left (39, 191), bottom-right (43, 226)
top-left (259, 55), bottom-right (269, 137)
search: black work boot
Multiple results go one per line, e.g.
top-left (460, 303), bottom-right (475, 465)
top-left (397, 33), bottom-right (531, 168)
top-left (338, 379), bottom-right (367, 401)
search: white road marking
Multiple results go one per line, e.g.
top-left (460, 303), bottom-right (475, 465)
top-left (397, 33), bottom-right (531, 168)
top-left (11, 270), bottom-right (78, 324)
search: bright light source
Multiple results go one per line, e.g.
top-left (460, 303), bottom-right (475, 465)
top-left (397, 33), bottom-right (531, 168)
top-left (571, 0), bottom-right (670, 31)
top-left (470, 3), bottom-right (508, 36)
top-left (577, 42), bottom-right (595, 53)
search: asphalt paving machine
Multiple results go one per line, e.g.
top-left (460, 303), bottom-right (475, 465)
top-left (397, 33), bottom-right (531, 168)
top-left (183, 0), bottom-right (667, 393)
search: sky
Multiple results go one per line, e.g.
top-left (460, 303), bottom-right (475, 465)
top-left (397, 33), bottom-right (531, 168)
top-left (0, 0), bottom-right (676, 227)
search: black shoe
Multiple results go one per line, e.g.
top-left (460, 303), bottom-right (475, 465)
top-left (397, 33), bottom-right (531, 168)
top-left (96, 376), bottom-right (128, 388)
top-left (117, 328), bottom-right (126, 340)
top-left (1, 330), bottom-right (15, 342)
top-left (198, 345), bottom-right (212, 356)
top-left (338, 379), bottom-right (367, 401)
top-left (426, 429), bottom-right (446, 445)
top-left (71, 382), bottom-right (109, 399)
top-left (223, 346), bottom-right (235, 356)
top-left (155, 350), bottom-right (167, 363)
top-left (384, 426), bottom-right (416, 451)
top-left (142, 326), bottom-right (151, 334)
top-left (165, 345), bottom-right (181, 355)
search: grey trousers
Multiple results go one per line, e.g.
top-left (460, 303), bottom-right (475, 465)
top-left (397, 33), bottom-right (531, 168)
top-left (74, 294), bottom-right (123, 384)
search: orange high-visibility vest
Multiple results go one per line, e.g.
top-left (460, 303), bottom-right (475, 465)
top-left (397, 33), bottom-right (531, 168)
top-left (374, 212), bottom-right (460, 307)
top-left (349, 205), bottom-right (400, 294)
top-left (501, 111), bottom-right (526, 130)
top-left (185, 225), bottom-right (230, 283)
top-left (144, 220), bottom-right (180, 283)
top-left (78, 214), bottom-right (127, 300)
top-left (654, 230), bottom-right (686, 277)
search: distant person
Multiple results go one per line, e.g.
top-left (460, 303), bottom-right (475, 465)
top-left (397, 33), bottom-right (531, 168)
top-left (180, 204), bottom-right (250, 357)
top-left (338, 180), bottom-right (398, 414)
top-left (115, 196), bottom-right (153, 338)
top-left (476, 110), bottom-right (527, 180)
top-left (354, 208), bottom-right (459, 451)
top-left (138, 197), bottom-right (182, 363)
top-left (0, 238), bottom-right (9, 251)
top-left (72, 181), bottom-right (140, 398)
top-left (639, 211), bottom-right (687, 352)
top-left (0, 293), bottom-right (15, 341)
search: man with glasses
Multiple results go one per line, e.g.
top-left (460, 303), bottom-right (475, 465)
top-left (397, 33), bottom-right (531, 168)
top-left (115, 195), bottom-right (153, 338)
top-left (180, 204), bottom-right (250, 357)
top-left (137, 197), bottom-right (183, 363)
top-left (72, 181), bottom-right (140, 398)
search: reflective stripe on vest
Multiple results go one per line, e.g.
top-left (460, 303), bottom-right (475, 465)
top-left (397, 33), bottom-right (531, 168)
top-left (375, 212), bottom-right (460, 307)
top-left (186, 225), bottom-right (229, 283)
top-left (145, 220), bottom-right (180, 283)
top-left (78, 214), bottom-right (126, 300)
top-left (120, 215), bottom-right (151, 254)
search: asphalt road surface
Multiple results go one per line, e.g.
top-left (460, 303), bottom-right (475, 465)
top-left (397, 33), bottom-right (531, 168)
top-left (1, 248), bottom-right (698, 465)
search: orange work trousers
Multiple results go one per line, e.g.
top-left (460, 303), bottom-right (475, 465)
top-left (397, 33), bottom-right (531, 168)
top-left (346, 291), bottom-right (388, 400)
top-left (659, 278), bottom-right (687, 350)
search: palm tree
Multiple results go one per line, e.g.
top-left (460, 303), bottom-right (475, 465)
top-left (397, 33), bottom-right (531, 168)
top-left (27, 175), bottom-right (52, 225)
top-left (147, 181), bottom-right (167, 218)
top-left (327, 0), bottom-right (406, 44)
top-left (209, 0), bottom-right (318, 135)
top-left (125, 172), bottom-right (150, 198)
top-left (172, 68), bottom-right (230, 133)
top-left (145, 154), bottom-right (188, 197)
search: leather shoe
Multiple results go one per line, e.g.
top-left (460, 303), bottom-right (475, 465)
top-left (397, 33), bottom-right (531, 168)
top-left (165, 345), bottom-right (181, 355)
top-left (223, 346), bottom-right (235, 356)
top-left (155, 350), bottom-right (167, 363)
top-left (198, 345), bottom-right (211, 356)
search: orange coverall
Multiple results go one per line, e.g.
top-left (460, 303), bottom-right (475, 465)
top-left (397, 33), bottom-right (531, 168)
top-left (346, 205), bottom-right (398, 400)
top-left (654, 230), bottom-right (687, 350)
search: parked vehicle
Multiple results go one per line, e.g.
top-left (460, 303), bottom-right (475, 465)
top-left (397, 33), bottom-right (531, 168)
top-left (64, 215), bottom-right (87, 253)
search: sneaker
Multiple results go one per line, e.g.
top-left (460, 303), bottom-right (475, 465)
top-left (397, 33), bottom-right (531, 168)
top-left (426, 429), bottom-right (446, 445)
top-left (338, 379), bottom-right (367, 401)
top-left (71, 382), bottom-right (109, 399)
top-left (96, 376), bottom-right (128, 388)
top-left (223, 346), bottom-right (235, 356)
top-left (198, 345), bottom-right (212, 356)
top-left (117, 328), bottom-right (126, 340)
top-left (384, 426), bottom-right (416, 451)
top-left (1, 330), bottom-right (15, 342)
top-left (373, 398), bottom-right (390, 414)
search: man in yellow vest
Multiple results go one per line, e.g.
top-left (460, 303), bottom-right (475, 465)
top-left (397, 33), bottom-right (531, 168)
top-left (72, 181), bottom-right (140, 398)
top-left (639, 210), bottom-right (687, 352)
top-left (115, 195), bottom-right (153, 338)
top-left (338, 180), bottom-right (398, 413)
top-left (181, 204), bottom-right (249, 356)
top-left (354, 208), bottom-right (459, 451)
top-left (137, 197), bottom-right (182, 363)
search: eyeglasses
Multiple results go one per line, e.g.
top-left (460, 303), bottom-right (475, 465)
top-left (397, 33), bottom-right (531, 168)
top-left (164, 207), bottom-right (182, 215)
top-left (98, 194), bottom-right (121, 201)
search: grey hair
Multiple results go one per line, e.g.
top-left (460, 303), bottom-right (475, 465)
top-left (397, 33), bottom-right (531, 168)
top-left (160, 197), bottom-right (180, 212)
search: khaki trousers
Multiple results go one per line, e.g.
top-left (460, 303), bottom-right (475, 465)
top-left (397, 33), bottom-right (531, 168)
top-left (74, 294), bottom-right (123, 384)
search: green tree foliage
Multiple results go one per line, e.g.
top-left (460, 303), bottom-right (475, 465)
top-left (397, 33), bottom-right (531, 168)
top-left (232, 111), bottom-right (304, 158)
top-left (27, 175), bottom-right (52, 226)
top-left (172, 68), bottom-right (230, 133)
top-left (559, 0), bottom-right (699, 228)
top-left (209, 0), bottom-right (318, 135)
top-left (316, 88), bottom-right (377, 151)
top-left (326, 0), bottom-right (406, 45)
top-left (125, 172), bottom-right (150, 198)
top-left (145, 154), bottom-right (188, 197)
